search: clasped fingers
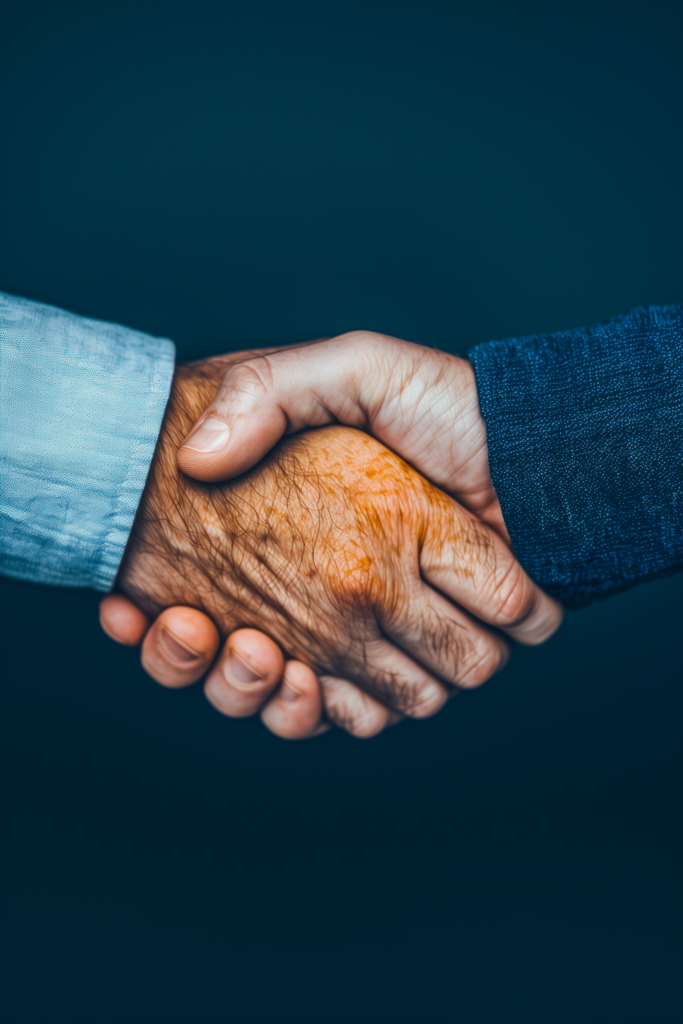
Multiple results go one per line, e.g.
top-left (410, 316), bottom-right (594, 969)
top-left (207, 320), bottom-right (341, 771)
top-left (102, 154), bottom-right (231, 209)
top-left (419, 496), bottom-right (563, 645)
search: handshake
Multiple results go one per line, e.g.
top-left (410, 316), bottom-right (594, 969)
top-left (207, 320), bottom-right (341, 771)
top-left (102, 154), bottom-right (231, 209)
top-left (101, 331), bottom-right (563, 739)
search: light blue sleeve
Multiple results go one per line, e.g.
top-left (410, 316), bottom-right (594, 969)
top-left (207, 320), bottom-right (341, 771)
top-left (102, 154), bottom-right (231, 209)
top-left (0, 292), bottom-right (175, 591)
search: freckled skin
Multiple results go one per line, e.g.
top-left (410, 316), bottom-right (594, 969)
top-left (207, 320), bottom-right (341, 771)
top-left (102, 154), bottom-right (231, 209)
top-left (118, 356), bottom-right (496, 709)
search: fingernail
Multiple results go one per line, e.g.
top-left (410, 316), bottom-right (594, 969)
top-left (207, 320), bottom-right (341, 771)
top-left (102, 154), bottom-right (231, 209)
top-left (158, 627), bottom-right (201, 664)
top-left (180, 416), bottom-right (230, 453)
top-left (279, 681), bottom-right (301, 703)
top-left (224, 652), bottom-right (263, 686)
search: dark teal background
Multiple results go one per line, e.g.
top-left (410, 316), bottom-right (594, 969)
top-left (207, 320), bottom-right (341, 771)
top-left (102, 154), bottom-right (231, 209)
top-left (1, 3), bottom-right (681, 1022)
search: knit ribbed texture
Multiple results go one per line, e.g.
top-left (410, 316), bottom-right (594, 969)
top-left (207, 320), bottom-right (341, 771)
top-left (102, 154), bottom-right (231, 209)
top-left (470, 305), bottom-right (683, 607)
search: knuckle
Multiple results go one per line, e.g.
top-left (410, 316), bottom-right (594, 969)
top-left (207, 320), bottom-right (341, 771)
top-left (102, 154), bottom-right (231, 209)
top-left (514, 598), bottom-right (564, 646)
top-left (457, 639), bottom-right (506, 689)
top-left (490, 560), bottom-right (537, 628)
top-left (332, 701), bottom-right (386, 738)
top-left (334, 331), bottom-right (384, 380)
top-left (405, 682), bottom-right (448, 719)
top-left (342, 329), bottom-right (385, 350)
top-left (321, 677), bottom-right (389, 738)
top-left (348, 708), bottom-right (388, 738)
top-left (219, 360), bottom-right (270, 409)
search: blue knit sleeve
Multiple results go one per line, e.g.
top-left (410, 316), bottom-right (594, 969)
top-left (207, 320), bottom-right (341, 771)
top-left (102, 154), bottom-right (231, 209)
top-left (469, 305), bottom-right (683, 608)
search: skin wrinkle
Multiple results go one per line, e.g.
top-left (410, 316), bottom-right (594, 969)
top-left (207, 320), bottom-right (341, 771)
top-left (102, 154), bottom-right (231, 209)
top-left (386, 585), bottom-right (466, 679)
top-left (319, 677), bottom-right (390, 738)
top-left (368, 345), bottom-right (490, 509)
top-left (117, 355), bottom-right (511, 714)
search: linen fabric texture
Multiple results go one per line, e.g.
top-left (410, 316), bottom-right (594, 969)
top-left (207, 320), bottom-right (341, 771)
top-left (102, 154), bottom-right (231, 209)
top-left (0, 292), bottom-right (175, 591)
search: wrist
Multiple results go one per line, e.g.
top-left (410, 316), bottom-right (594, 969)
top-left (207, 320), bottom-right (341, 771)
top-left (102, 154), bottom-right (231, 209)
top-left (115, 359), bottom-right (227, 613)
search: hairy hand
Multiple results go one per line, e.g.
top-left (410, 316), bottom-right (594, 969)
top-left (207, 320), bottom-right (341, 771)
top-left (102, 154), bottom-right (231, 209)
top-left (178, 332), bottom-right (506, 535)
top-left (118, 356), bottom-right (561, 718)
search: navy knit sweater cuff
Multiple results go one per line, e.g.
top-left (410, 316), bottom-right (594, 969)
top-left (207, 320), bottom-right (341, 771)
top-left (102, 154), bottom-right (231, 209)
top-left (469, 305), bottom-right (683, 608)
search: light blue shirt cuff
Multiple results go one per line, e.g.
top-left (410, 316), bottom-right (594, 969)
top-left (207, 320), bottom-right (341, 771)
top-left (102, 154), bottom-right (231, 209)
top-left (0, 292), bottom-right (175, 591)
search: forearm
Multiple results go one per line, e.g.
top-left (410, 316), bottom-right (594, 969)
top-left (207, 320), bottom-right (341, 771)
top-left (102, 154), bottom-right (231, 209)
top-left (0, 292), bottom-right (175, 590)
top-left (470, 304), bottom-right (683, 607)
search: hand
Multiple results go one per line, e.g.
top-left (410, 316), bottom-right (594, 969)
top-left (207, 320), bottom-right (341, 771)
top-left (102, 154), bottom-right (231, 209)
top-left (100, 597), bottom-right (333, 739)
top-left (100, 596), bottom-right (407, 738)
top-left (100, 597), bottom-right (406, 738)
top-left (177, 331), bottom-right (507, 536)
top-left (111, 353), bottom-right (561, 733)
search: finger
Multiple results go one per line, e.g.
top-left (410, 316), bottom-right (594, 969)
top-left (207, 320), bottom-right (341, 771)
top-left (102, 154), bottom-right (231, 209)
top-left (177, 335), bottom-right (378, 482)
top-left (141, 607), bottom-right (221, 688)
top-left (319, 675), bottom-right (403, 738)
top-left (345, 638), bottom-right (452, 719)
top-left (260, 661), bottom-right (325, 739)
top-left (420, 497), bottom-right (564, 646)
top-left (379, 579), bottom-right (510, 689)
top-left (204, 628), bottom-right (285, 717)
top-left (99, 593), bottom-right (150, 645)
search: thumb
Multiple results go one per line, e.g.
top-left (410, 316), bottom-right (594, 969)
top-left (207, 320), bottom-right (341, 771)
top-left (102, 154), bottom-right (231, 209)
top-left (177, 357), bottom-right (291, 482)
top-left (176, 335), bottom-right (378, 482)
top-left (175, 332), bottom-right (490, 510)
